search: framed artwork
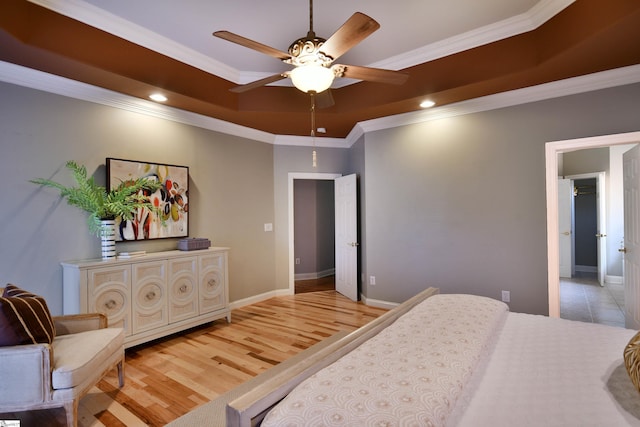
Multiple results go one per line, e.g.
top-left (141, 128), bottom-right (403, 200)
top-left (106, 158), bottom-right (189, 241)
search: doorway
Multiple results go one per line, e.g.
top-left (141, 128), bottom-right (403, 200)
top-left (558, 172), bottom-right (624, 326)
top-left (559, 173), bottom-right (605, 282)
top-left (546, 131), bottom-right (640, 319)
top-left (293, 179), bottom-right (336, 294)
top-left (573, 178), bottom-right (599, 274)
top-left (287, 172), bottom-right (359, 300)
top-left (287, 173), bottom-right (341, 294)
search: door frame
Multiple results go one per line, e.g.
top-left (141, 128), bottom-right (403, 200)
top-left (288, 172), bottom-right (341, 294)
top-left (546, 131), bottom-right (640, 317)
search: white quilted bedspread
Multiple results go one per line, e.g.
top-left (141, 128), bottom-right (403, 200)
top-left (452, 312), bottom-right (640, 427)
top-left (261, 294), bottom-right (508, 427)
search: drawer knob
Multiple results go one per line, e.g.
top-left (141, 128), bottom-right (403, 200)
top-left (179, 284), bottom-right (188, 293)
top-left (105, 299), bottom-right (117, 310)
top-left (146, 291), bottom-right (156, 301)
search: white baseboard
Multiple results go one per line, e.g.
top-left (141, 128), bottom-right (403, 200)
top-left (575, 265), bottom-right (597, 273)
top-left (605, 275), bottom-right (623, 284)
top-left (229, 288), bottom-right (293, 310)
top-left (360, 294), bottom-right (399, 310)
top-left (231, 287), bottom-right (395, 312)
top-left (294, 268), bottom-right (335, 281)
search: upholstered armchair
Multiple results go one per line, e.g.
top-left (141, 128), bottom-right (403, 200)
top-left (0, 307), bottom-right (125, 427)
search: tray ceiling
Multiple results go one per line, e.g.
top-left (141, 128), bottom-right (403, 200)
top-left (1, 0), bottom-right (639, 138)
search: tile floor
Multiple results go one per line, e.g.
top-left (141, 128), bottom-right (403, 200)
top-left (560, 271), bottom-right (625, 328)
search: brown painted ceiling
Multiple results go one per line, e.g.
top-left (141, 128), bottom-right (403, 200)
top-left (1, 0), bottom-right (640, 138)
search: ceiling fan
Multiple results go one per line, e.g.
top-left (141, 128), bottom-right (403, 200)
top-left (213, 0), bottom-right (409, 97)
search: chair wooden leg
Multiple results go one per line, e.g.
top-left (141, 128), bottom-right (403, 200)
top-left (117, 359), bottom-right (125, 388)
top-left (63, 399), bottom-right (79, 427)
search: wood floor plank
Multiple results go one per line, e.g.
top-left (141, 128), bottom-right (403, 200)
top-left (0, 291), bottom-right (387, 427)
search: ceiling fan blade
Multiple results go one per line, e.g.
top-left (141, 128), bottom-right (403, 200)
top-left (315, 89), bottom-right (335, 109)
top-left (229, 73), bottom-right (288, 93)
top-left (338, 64), bottom-right (409, 85)
top-left (320, 12), bottom-right (380, 61)
top-left (213, 30), bottom-right (291, 61)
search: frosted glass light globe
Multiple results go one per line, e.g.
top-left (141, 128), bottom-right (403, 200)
top-left (290, 64), bottom-right (334, 93)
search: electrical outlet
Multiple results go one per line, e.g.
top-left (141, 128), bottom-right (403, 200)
top-left (295, 258), bottom-right (300, 265)
top-left (501, 290), bottom-right (510, 303)
top-left (370, 276), bottom-right (376, 286)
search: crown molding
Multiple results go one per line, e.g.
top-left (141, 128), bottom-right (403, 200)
top-left (27, 0), bottom-right (574, 84)
top-left (1, 60), bottom-right (638, 149)
top-left (348, 64), bottom-right (640, 146)
top-left (27, 0), bottom-right (239, 82)
top-left (373, 0), bottom-right (575, 71)
top-left (0, 61), bottom-right (276, 144)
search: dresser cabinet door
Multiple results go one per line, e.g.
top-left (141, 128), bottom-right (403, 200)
top-left (132, 261), bottom-right (168, 334)
top-left (168, 256), bottom-right (198, 323)
top-left (88, 266), bottom-right (131, 336)
top-left (199, 252), bottom-right (226, 314)
top-left (63, 247), bottom-right (229, 348)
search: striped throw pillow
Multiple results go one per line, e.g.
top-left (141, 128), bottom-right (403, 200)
top-left (0, 284), bottom-right (56, 346)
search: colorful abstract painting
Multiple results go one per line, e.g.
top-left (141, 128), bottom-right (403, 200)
top-left (107, 158), bottom-right (189, 241)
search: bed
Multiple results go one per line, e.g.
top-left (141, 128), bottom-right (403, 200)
top-left (224, 288), bottom-right (640, 426)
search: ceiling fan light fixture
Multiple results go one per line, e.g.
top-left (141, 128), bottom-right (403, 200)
top-left (214, 3), bottom-right (406, 96)
top-left (290, 64), bottom-right (334, 93)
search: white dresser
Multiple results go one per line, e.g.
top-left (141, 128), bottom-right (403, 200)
top-left (61, 247), bottom-right (230, 348)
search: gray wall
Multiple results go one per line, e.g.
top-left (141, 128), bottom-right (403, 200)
top-left (294, 180), bottom-right (318, 275)
top-left (293, 180), bottom-right (335, 276)
top-left (2, 78), bottom-right (640, 317)
top-left (563, 148), bottom-right (609, 176)
top-left (316, 181), bottom-right (335, 272)
top-left (0, 82), bottom-right (276, 314)
top-left (360, 83), bottom-right (640, 315)
top-left (273, 146), bottom-right (349, 290)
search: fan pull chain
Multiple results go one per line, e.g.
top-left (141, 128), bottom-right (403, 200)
top-left (311, 92), bottom-right (317, 168)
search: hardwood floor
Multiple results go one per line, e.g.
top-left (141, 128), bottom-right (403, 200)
top-left (0, 291), bottom-right (386, 427)
top-left (294, 274), bottom-right (335, 293)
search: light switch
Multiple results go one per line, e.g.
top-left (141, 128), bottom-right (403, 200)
top-left (264, 223), bottom-right (273, 232)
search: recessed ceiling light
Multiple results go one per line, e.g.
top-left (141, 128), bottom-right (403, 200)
top-left (420, 100), bottom-right (435, 108)
top-left (149, 93), bottom-right (168, 102)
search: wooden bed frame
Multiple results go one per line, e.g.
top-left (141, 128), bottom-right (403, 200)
top-left (225, 287), bottom-right (440, 427)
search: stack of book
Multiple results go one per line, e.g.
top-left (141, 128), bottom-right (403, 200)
top-left (117, 251), bottom-right (147, 259)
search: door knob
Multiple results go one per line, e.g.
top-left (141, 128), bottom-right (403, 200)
top-left (619, 247), bottom-right (628, 253)
top-left (596, 233), bottom-right (607, 238)
top-left (348, 242), bottom-right (359, 247)
top-left (561, 231), bottom-right (571, 236)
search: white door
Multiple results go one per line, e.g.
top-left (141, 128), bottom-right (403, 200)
top-left (558, 178), bottom-right (573, 278)
top-left (624, 145), bottom-right (640, 329)
top-left (335, 174), bottom-right (358, 301)
top-left (596, 172), bottom-right (607, 285)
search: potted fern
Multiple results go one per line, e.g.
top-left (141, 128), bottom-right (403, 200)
top-left (31, 160), bottom-right (162, 258)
